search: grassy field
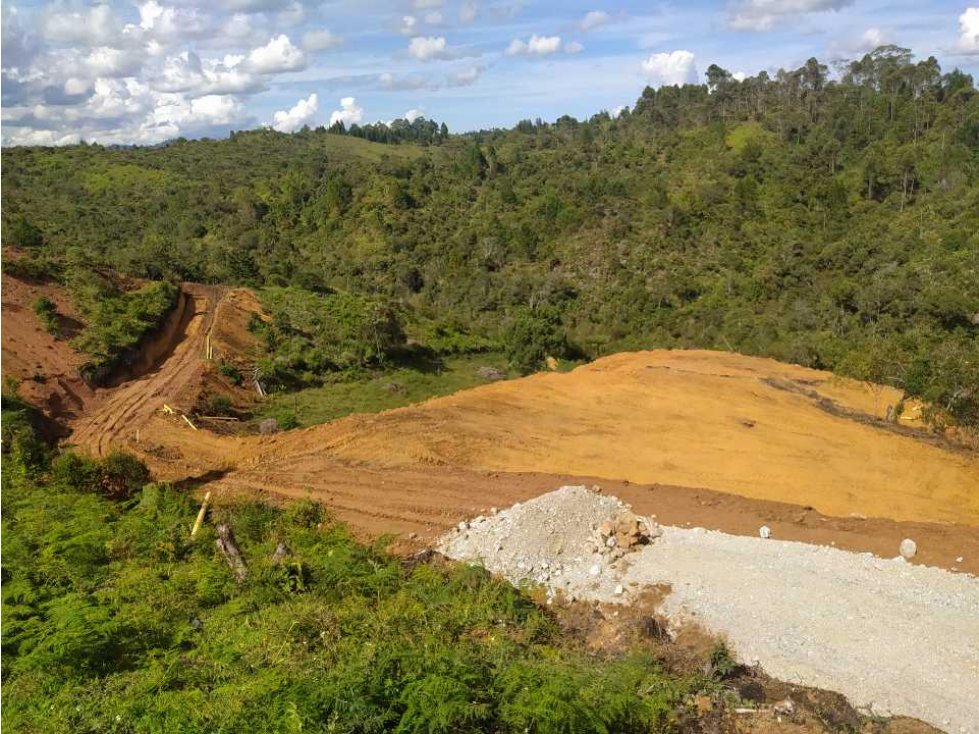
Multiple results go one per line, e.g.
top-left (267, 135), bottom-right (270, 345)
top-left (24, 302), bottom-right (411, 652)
top-left (257, 353), bottom-right (518, 427)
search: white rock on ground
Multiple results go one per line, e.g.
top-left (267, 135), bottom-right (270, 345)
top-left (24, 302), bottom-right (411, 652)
top-left (438, 486), bottom-right (979, 734)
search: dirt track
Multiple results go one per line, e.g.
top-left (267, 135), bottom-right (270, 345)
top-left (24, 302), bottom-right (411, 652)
top-left (69, 284), bottom-right (222, 455)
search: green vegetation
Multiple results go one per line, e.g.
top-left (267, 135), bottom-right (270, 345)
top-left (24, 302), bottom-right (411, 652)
top-left (259, 353), bottom-right (514, 426)
top-left (66, 272), bottom-right (179, 385)
top-left (32, 296), bottom-right (60, 336)
top-left (3, 46), bottom-right (978, 425)
top-left (254, 286), bottom-right (406, 389)
top-left (2, 407), bottom-right (713, 734)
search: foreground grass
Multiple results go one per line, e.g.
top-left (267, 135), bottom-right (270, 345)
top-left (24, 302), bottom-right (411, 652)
top-left (1, 401), bottom-right (705, 734)
top-left (257, 352), bottom-right (517, 427)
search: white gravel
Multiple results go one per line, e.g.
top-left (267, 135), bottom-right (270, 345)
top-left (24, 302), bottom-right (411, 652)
top-left (438, 486), bottom-right (979, 734)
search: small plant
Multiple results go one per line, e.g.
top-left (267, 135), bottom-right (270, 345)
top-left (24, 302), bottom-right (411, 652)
top-left (217, 361), bottom-right (243, 385)
top-left (32, 296), bottom-right (60, 336)
top-left (203, 393), bottom-right (234, 417)
top-left (706, 642), bottom-right (737, 680)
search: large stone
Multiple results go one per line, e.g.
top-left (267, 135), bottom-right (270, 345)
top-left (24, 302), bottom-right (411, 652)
top-left (900, 538), bottom-right (917, 560)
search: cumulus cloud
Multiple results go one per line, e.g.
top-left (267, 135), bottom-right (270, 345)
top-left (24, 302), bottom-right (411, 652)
top-left (641, 50), bottom-right (697, 86)
top-left (136, 1), bottom-right (208, 43)
top-left (408, 36), bottom-right (453, 60)
top-left (729, 0), bottom-right (853, 31)
top-left (41, 4), bottom-right (122, 46)
top-left (579, 10), bottom-right (609, 31)
top-left (505, 35), bottom-right (562, 56)
top-left (460, 0), bottom-right (478, 23)
top-left (328, 96), bottom-right (363, 127)
top-left (564, 40), bottom-right (584, 54)
top-left (154, 51), bottom-right (263, 96)
top-left (247, 34), bottom-right (305, 73)
top-left (302, 29), bottom-right (342, 51)
top-left (404, 108), bottom-right (423, 122)
top-left (272, 92), bottom-right (317, 131)
top-left (957, 7), bottom-right (979, 54)
top-left (379, 72), bottom-right (432, 90)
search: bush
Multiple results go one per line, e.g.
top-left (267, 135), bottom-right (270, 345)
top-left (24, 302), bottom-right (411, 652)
top-left (218, 361), bottom-right (243, 385)
top-left (503, 306), bottom-right (569, 375)
top-left (51, 451), bottom-right (150, 501)
top-left (32, 296), bottom-right (59, 336)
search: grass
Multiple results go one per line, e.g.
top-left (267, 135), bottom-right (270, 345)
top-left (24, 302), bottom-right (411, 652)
top-left (257, 353), bottom-right (515, 427)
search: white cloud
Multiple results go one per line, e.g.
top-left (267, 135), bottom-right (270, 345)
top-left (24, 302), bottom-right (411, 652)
top-left (729, 0), bottom-right (853, 31)
top-left (247, 34), bottom-right (305, 73)
top-left (41, 4), bottom-right (122, 46)
top-left (610, 104), bottom-right (626, 117)
top-left (272, 92), bottom-right (317, 131)
top-left (404, 108), bottom-right (423, 122)
top-left (154, 51), bottom-right (262, 96)
top-left (276, 2), bottom-right (306, 26)
top-left (408, 36), bottom-right (451, 60)
top-left (400, 15), bottom-right (418, 35)
top-left (379, 72), bottom-right (432, 90)
top-left (329, 96), bottom-right (363, 127)
top-left (302, 29), bottom-right (343, 51)
top-left (957, 7), bottom-right (979, 54)
top-left (136, 1), bottom-right (207, 43)
top-left (460, 0), bottom-right (478, 23)
top-left (413, 0), bottom-right (443, 7)
top-left (732, 71), bottom-right (748, 81)
top-left (425, 11), bottom-right (444, 25)
top-left (505, 35), bottom-right (562, 56)
top-left (446, 65), bottom-right (482, 86)
top-left (579, 10), bottom-right (609, 31)
top-left (640, 50), bottom-right (697, 87)
top-left (82, 46), bottom-right (146, 79)
top-left (564, 40), bottom-right (584, 54)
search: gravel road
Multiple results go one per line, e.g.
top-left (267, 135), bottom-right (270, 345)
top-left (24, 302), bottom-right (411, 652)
top-left (439, 486), bottom-right (979, 734)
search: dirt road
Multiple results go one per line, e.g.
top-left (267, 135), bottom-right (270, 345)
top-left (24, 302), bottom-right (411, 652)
top-left (69, 284), bottom-right (222, 456)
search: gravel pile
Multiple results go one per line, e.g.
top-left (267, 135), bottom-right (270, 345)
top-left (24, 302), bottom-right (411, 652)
top-left (439, 485), bottom-right (657, 600)
top-left (438, 486), bottom-right (979, 734)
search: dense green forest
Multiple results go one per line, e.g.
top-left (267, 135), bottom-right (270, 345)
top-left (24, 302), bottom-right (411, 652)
top-left (2, 397), bottom-right (725, 733)
top-left (2, 46), bottom-right (978, 426)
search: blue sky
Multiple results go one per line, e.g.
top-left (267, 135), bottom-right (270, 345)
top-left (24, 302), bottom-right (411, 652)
top-left (2, 0), bottom-right (978, 145)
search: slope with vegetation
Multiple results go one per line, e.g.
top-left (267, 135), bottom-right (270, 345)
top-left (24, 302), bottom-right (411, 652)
top-left (2, 45), bottom-right (978, 428)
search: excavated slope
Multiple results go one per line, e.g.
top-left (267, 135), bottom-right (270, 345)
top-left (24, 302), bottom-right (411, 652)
top-left (267, 350), bottom-right (979, 525)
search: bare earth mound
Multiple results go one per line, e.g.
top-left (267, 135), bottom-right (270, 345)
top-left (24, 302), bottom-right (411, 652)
top-left (256, 350), bottom-right (979, 526)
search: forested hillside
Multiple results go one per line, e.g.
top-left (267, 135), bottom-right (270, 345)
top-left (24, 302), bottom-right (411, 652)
top-left (3, 46), bottom-right (978, 426)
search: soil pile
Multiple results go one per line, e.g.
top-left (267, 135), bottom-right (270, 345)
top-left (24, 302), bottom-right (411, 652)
top-left (440, 487), bottom-right (979, 734)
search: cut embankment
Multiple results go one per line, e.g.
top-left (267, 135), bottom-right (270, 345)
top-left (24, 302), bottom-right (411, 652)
top-left (439, 487), bottom-right (979, 734)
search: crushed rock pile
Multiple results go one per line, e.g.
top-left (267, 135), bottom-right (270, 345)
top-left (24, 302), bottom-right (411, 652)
top-left (439, 486), bottom-right (979, 734)
top-left (438, 485), bottom-right (660, 601)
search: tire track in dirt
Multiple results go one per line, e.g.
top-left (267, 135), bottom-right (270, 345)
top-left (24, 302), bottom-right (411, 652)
top-left (69, 284), bottom-right (222, 456)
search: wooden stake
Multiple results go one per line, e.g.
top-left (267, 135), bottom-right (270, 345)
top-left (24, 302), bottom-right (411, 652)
top-left (182, 414), bottom-right (199, 431)
top-left (191, 491), bottom-right (212, 538)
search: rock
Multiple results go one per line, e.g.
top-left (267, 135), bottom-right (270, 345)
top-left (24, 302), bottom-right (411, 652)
top-left (900, 538), bottom-right (917, 560)
top-left (476, 366), bottom-right (507, 381)
top-left (457, 521), bottom-right (469, 532)
top-left (589, 564), bottom-right (601, 576)
top-left (614, 584), bottom-right (624, 595)
top-left (956, 556), bottom-right (964, 563)
top-left (258, 417), bottom-right (279, 434)
top-left (773, 698), bottom-right (795, 716)
top-left (759, 525), bottom-right (772, 539)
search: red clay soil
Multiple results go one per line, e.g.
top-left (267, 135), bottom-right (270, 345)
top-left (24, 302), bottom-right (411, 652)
top-left (1, 273), bottom-right (95, 424)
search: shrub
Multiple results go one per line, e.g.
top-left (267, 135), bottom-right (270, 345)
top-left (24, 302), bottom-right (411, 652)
top-left (218, 361), bottom-right (243, 385)
top-left (503, 306), bottom-right (569, 375)
top-left (32, 296), bottom-right (59, 336)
